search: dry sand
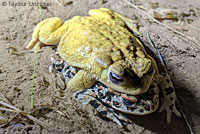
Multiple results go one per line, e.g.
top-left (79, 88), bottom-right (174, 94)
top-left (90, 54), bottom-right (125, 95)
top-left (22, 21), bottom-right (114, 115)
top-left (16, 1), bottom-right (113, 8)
top-left (0, 0), bottom-right (200, 133)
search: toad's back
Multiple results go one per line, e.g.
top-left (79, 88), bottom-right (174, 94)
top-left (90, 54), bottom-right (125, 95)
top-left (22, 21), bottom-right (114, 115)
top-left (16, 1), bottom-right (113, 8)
top-left (58, 15), bottom-right (136, 67)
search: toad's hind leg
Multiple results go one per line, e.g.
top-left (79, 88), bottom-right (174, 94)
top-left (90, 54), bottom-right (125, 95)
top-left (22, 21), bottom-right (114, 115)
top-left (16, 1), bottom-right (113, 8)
top-left (158, 74), bottom-right (181, 123)
top-left (26, 17), bottom-right (70, 52)
top-left (67, 70), bottom-right (96, 91)
top-left (147, 32), bottom-right (181, 123)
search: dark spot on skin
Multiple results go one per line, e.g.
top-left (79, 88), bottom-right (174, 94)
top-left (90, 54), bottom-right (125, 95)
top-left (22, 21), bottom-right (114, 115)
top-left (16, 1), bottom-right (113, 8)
top-left (74, 89), bottom-right (87, 99)
top-left (113, 101), bottom-right (120, 107)
top-left (89, 100), bottom-right (100, 109)
top-left (170, 97), bottom-right (173, 101)
top-left (148, 86), bottom-right (156, 95)
top-left (106, 91), bottom-right (115, 97)
top-left (139, 109), bottom-right (144, 113)
top-left (99, 111), bottom-right (107, 116)
top-left (98, 91), bottom-right (106, 100)
top-left (64, 67), bottom-right (69, 72)
top-left (127, 107), bottom-right (134, 111)
top-left (105, 93), bottom-right (112, 102)
top-left (164, 87), bottom-right (174, 95)
top-left (143, 104), bottom-right (150, 111)
top-left (158, 84), bottom-right (163, 97)
top-left (169, 103), bottom-right (174, 111)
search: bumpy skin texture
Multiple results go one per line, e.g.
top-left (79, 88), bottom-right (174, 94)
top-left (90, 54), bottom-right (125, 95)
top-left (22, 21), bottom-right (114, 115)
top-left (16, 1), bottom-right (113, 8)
top-left (27, 8), bottom-right (181, 124)
top-left (26, 8), bottom-right (155, 95)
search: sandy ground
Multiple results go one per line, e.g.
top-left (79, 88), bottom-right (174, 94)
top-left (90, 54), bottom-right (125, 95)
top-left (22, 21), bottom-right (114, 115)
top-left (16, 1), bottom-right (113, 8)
top-left (0, 0), bottom-right (200, 133)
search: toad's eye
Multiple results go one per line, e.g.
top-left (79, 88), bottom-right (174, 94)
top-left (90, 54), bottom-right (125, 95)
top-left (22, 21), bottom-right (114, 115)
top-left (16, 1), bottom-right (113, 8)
top-left (108, 71), bottom-right (124, 85)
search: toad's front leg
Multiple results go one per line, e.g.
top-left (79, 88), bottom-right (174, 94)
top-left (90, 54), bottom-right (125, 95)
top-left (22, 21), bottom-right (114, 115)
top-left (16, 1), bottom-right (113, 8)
top-left (26, 17), bottom-right (70, 52)
top-left (67, 70), bottom-right (96, 91)
top-left (158, 74), bottom-right (181, 123)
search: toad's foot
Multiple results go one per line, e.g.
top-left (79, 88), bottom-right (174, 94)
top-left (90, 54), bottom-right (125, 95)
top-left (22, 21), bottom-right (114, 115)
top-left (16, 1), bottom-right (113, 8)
top-left (49, 54), bottom-right (66, 89)
top-left (74, 89), bottom-right (131, 127)
top-left (26, 17), bottom-right (69, 52)
top-left (159, 74), bottom-right (181, 124)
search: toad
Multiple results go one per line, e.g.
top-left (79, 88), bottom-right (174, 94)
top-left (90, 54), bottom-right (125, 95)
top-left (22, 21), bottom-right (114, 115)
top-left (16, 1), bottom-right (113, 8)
top-left (27, 8), bottom-right (181, 126)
